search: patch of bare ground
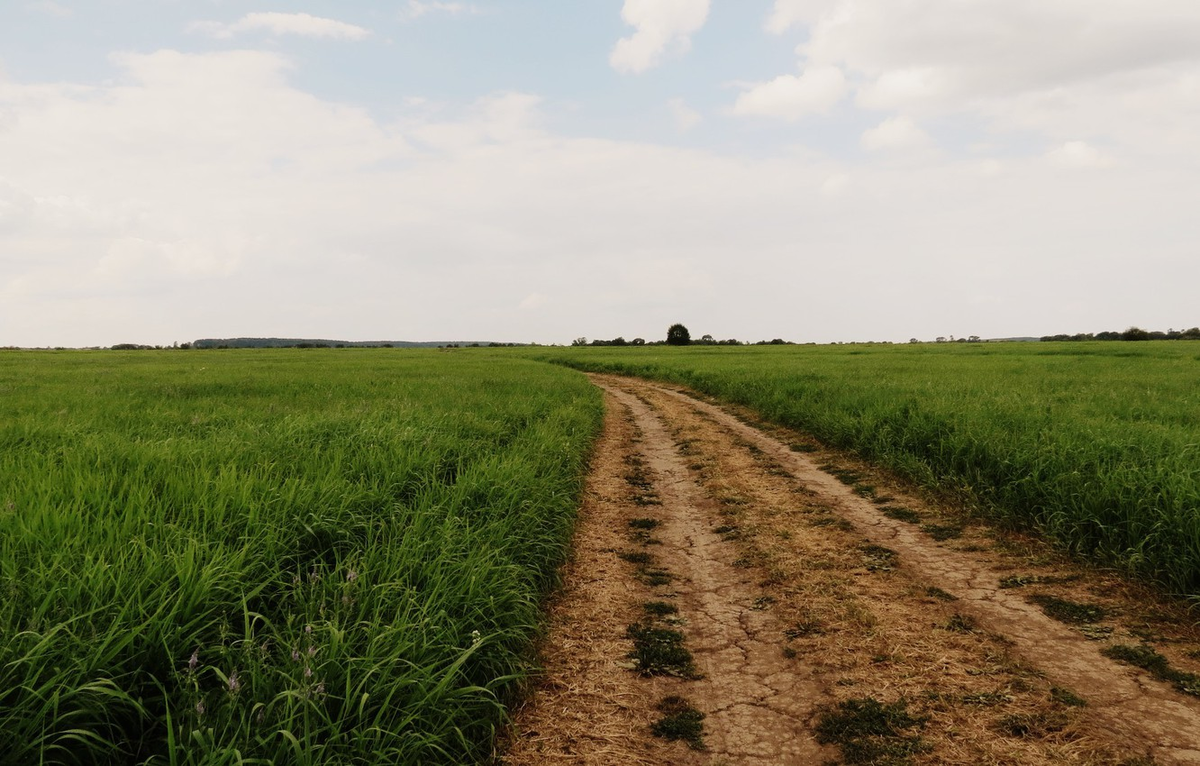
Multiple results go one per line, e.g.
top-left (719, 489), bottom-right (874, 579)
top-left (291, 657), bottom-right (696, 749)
top-left (501, 374), bottom-right (1200, 765)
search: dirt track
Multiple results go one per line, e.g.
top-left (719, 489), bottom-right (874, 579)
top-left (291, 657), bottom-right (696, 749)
top-left (500, 375), bottom-right (1200, 765)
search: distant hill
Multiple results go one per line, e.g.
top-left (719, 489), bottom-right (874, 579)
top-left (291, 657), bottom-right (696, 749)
top-left (191, 338), bottom-right (507, 349)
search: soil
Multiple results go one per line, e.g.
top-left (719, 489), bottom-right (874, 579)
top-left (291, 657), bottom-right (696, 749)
top-left (499, 375), bottom-right (1200, 765)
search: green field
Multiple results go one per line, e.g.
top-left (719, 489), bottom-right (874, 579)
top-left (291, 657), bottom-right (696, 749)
top-left (541, 342), bottom-right (1200, 596)
top-left (0, 350), bottom-right (602, 765)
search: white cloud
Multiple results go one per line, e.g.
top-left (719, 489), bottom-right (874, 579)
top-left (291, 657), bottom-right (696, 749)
top-left (856, 67), bottom-right (948, 111)
top-left (820, 172), bottom-right (851, 196)
top-left (861, 116), bottom-right (931, 152)
top-left (796, 1), bottom-right (1200, 110)
top-left (610, 0), bottom-right (710, 74)
top-left (519, 292), bottom-right (548, 310)
top-left (190, 13), bottom-right (371, 41)
top-left (743, 1), bottom-right (1200, 166)
top-left (732, 65), bottom-right (846, 120)
top-left (764, 0), bottom-right (836, 34)
top-left (401, 1), bottom-right (481, 20)
top-left (1047, 141), bottom-right (1113, 169)
top-left (28, 1), bottom-right (72, 18)
top-left (667, 97), bottom-right (701, 131)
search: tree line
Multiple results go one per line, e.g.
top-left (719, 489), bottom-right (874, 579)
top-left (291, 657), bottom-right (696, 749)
top-left (1040, 327), bottom-right (1200, 342)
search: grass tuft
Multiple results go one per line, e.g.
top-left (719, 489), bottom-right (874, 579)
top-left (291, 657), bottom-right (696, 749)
top-left (626, 623), bottom-right (700, 679)
top-left (860, 544), bottom-right (898, 572)
top-left (618, 550), bottom-right (654, 565)
top-left (920, 524), bottom-right (963, 541)
top-left (1103, 644), bottom-right (1200, 697)
top-left (650, 696), bottom-right (706, 750)
top-left (642, 600), bottom-right (678, 617)
top-left (1050, 686), bottom-right (1087, 707)
top-left (1028, 594), bottom-right (1106, 624)
top-left (814, 697), bottom-right (927, 765)
top-left (880, 506), bottom-right (921, 524)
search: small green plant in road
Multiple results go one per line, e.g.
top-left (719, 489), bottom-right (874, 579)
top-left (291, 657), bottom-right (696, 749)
top-left (1050, 686), bottom-right (1087, 707)
top-left (921, 524), bottom-right (963, 541)
top-left (643, 601), bottom-right (678, 617)
top-left (814, 697), bottom-right (927, 765)
top-left (1028, 595), bottom-right (1107, 624)
top-left (1103, 644), bottom-right (1200, 697)
top-left (626, 623), bottom-right (700, 678)
top-left (651, 696), bottom-right (706, 750)
top-left (880, 506), bottom-right (922, 524)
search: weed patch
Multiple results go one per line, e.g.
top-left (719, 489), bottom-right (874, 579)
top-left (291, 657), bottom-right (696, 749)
top-left (944, 613), bottom-right (978, 633)
top-left (784, 613), bottom-right (826, 639)
top-left (997, 710), bottom-right (1069, 738)
top-left (751, 595), bottom-right (776, 611)
top-left (650, 696), bottom-right (706, 750)
top-left (860, 544), bottom-right (898, 572)
top-left (880, 505), bottom-right (921, 524)
top-left (618, 550), bottom-right (654, 566)
top-left (1028, 594), bottom-right (1106, 624)
top-left (924, 586), bottom-right (957, 601)
top-left (821, 465), bottom-right (865, 486)
top-left (1050, 686), bottom-right (1087, 707)
top-left (629, 518), bottom-right (660, 530)
top-left (626, 623), bottom-right (700, 679)
top-left (642, 601), bottom-right (678, 617)
top-left (639, 567), bottom-right (674, 587)
top-left (811, 514), bottom-right (854, 532)
top-left (962, 692), bottom-right (1012, 706)
top-left (921, 524), bottom-right (963, 541)
top-left (853, 483), bottom-right (876, 498)
top-left (814, 697), bottom-right (927, 765)
top-left (1103, 644), bottom-right (1200, 697)
top-left (999, 574), bottom-right (1077, 589)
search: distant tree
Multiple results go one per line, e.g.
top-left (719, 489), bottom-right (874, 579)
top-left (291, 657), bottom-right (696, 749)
top-left (909, 338), bottom-right (920, 344)
top-left (699, 334), bottom-right (715, 344)
top-left (666, 324), bottom-right (691, 346)
top-left (571, 337), bottom-right (588, 347)
top-left (631, 337), bottom-right (646, 346)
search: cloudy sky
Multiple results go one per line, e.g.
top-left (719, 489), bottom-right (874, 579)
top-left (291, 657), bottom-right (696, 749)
top-left (2, 1), bottom-right (1198, 346)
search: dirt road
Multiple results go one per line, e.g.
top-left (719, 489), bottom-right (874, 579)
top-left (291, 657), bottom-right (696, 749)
top-left (500, 375), bottom-right (1200, 765)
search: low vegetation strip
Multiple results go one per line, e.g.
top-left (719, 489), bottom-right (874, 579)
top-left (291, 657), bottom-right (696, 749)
top-left (538, 342), bottom-right (1200, 596)
top-left (0, 350), bottom-right (603, 765)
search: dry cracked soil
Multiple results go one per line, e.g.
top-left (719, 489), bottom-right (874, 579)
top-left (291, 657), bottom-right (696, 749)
top-left (498, 375), bottom-right (1200, 765)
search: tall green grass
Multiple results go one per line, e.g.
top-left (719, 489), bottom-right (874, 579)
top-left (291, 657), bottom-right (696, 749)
top-left (0, 349), bottom-right (602, 765)
top-left (540, 342), bottom-right (1200, 597)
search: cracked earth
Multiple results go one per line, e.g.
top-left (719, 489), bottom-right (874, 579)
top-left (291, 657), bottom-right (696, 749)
top-left (500, 375), bottom-right (1200, 765)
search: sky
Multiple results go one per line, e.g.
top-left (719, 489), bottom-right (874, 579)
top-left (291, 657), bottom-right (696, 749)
top-left (2, 1), bottom-right (1198, 347)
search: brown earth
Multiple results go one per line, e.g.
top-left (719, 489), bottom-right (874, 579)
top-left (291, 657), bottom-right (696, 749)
top-left (499, 375), bottom-right (1200, 765)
